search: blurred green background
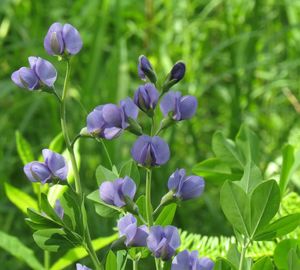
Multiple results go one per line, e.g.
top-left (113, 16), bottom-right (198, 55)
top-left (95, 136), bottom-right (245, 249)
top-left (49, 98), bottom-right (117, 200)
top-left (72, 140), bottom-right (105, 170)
top-left (1, 0), bottom-right (300, 268)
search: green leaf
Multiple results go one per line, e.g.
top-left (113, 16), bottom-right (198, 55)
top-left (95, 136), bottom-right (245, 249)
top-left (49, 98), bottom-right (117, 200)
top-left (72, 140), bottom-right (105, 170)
top-left (288, 247), bottom-right (300, 270)
top-left (274, 239), bottom-right (300, 270)
top-left (87, 190), bottom-right (121, 217)
top-left (15, 130), bottom-right (34, 165)
top-left (47, 184), bottom-right (68, 206)
top-left (136, 195), bottom-right (146, 223)
top-left (50, 234), bottom-right (118, 270)
top-left (33, 228), bottom-right (77, 252)
top-left (0, 230), bottom-right (43, 270)
top-left (27, 208), bottom-right (61, 230)
top-left (252, 257), bottom-right (273, 270)
top-left (155, 203), bottom-right (177, 226)
top-left (119, 160), bottom-right (140, 186)
top-left (4, 183), bottom-right (38, 213)
top-left (41, 193), bottom-right (62, 223)
top-left (214, 257), bottom-right (235, 270)
top-left (193, 158), bottom-right (242, 184)
top-left (96, 165), bottom-right (119, 186)
top-left (226, 244), bottom-right (240, 270)
top-left (212, 131), bottom-right (244, 169)
top-left (254, 213), bottom-right (300, 241)
top-left (106, 250), bottom-right (117, 270)
top-left (220, 181), bottom-right (250, 236)
top-left (236, 125), bottom-right (260, 165)
top-left (48, 133), bottom-right (64, 153)
top-left (237, 161), bottom-right (262, 194)
top-left (279, 145), bottom-right (300, 196)
top-left (250, 180), bottom-right (280, 237)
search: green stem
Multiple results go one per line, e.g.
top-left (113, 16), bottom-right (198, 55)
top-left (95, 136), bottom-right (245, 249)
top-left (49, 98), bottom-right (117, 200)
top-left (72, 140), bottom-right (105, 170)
top-left (133, 260), bottom-right (138, 270)
top-left (145, 169), bottom-right (153, 227)
top-left (44, 251), bottom-right (50, 270)
top-left (239, 238), bottom-right (248, 270)
top-left (155, 258), bottom-right (161, 270)
top-left (60, 59), bottom-right (103, 270)
top-left (96, 138), bottom-right (113, 169)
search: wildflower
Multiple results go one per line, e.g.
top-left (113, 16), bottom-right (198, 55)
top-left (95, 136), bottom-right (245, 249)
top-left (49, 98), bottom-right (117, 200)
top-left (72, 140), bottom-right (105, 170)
top-left (23, 149), bottom-right (68, 183)
top-left (138, 55), bottom-right (157, 83)
top-left (86, 98), bottom-right (139, 139)
top-left (171, 250), bottom-right (214, 270)
top-left (162, 62), bottom-right (186, 91)
top-left (147, 225), bottom-right (180, 261)
top-left (160, 91), bottom-right (197, 121)
top-left (99, 177), bottom-right (136, 208)
top-left (131, 135), bottom-right (170, 167)
top-left (54, 199), bottom-right (64, 219)
top-left (11, 57), bottom-right (57, 90)
top-left (44, 22), bottom-right (83, 56)
top-left (168, 169), bottom-right (205, 200)
top-left (117, 214), bottom-right (148, 247)
top-left (76, 263), bottom-right (91, 270)
top-left (134, 83), bottom-right (159, 115)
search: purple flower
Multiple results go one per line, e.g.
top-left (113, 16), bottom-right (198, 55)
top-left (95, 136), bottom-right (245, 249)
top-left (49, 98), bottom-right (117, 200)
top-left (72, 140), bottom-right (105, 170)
top-left (11, 57), bottom-right (57, 90)
top-left (86, 98), bottom-right (138, 140)
top-left (23, 149), bottom-right (68, 184)
top-left (134, 83), bottom-right (159, 113)
top-left (44, 22), bottom-right (83, 56)
top-left (76, 263), bottom-right (91, 270)
top-left (138, 55), bottom-right (156, 83)
top-left (131, 135), bottom-right (170, 167)
top-left (99, 177), bottom-right (136, 207)
top-left (170, 62), bottom-right (186, 83)
top-left (117, 214), bottom-right (148, 247)
top-left (160, 91), bottom-right (197, 121)
top-left (168, 169), bottom-right (205, 200)
top-left (147, 226), bottom-right (180, 261)
top-left (172, 250), bottom-right (214, 270)
top-left (54, 199), bottom-right (64, 219)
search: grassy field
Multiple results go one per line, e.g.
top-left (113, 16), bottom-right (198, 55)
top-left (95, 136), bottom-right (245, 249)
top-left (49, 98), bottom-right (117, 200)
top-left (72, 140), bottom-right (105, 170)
top-left (1, 0), bottom-right (300, 268)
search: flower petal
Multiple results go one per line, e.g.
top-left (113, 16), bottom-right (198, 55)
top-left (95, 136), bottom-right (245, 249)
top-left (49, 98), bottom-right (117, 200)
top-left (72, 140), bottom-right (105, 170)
top-left (42, 149), bottom-right (68, 180)
top-left (19, 67), bottom-right (39, 90)
top-left (35, 58), bottom-right (57, 87)
top-left (44, 22), bottom-right (64, 55)
top-left (24, 161), bottom-right (51, 183)
top-left (151, 136), bottom-right (170, 165)
top-left (11, 69), bottom-right (25, 88)
top-left (99, 181), bottom-right (115, 205)
top-left (179, 95), bottom-right (197, 120)
top-left (62, 23), bottom-right (83, 55)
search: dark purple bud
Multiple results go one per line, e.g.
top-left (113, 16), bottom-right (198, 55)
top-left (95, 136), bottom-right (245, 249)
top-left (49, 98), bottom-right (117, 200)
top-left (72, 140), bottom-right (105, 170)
top-left (162, 61), bottom-right (186, 92)
top-left (172, 250), bottom-right (214, 270)
top-left (160, 91), bottom-right (197, 121)
top-left (138, 55), bottom-right (157, 83)
top-left (42, 149), bottom-right (68, 180)
top-left (76, 263), bottom-right (91, 270)
top-left (24, 162), bottom-right (52, 183)
top-left (134, 83), bottom-right (159, 114)
top-left (11, 57), bottom-right (57, 90)
top-left (99, 177), bottom-right (136, 207)
top-left (168, 169), bottom-right (204, 200)
top-left (147, 225), bottom-right (180, 261)
top-left (54, 199), bottom-right (64, 219)
top-left (131, 135), bottom-right (170, 167)
top-left (44, 22), bottom-right (83, 56)
top-left (117, 214), bottom-right (148, 247)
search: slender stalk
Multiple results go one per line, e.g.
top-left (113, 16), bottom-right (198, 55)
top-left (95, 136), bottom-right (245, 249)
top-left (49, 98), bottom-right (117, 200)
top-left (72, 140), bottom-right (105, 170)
top-left (239, 238), bottom-right (249, 270)
top-left (145, 169), bottom-right (153, 226)
top-left (44, 251), bottom-right (50, 270)
top-left (133, 260), bottom-right (139, 270)
top-left (60, 59), bottom-right (103, 270)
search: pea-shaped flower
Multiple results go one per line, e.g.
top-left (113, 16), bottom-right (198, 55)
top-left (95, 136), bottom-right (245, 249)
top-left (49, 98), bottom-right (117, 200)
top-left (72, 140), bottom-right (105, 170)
top-left (44, 22), bottom-right (83, 56)
top-left (54, 199), bottom-right (64, 219)
top-left (86, 98), bottom-right (138, 139)
top-left (171, 250), bottom-right (214, 270)
top-left (162, 61), bottom-right (186, 92)
top-left (99, 177), bottom-right (136, 207)
top-left (131, 135), bottom-right (170, 167)
top-left (117, 214), bottom-right (148, 247)
top-left (160, 91), bottom-right (197, 121)
top-left (24, 149), bottom-right (68, 183)
top-left (138, 55), bottom-right (157, 83)
top-left (134, 83), bottom-right (159, 114)
top-left (168, 169), bottom-right (205, 200)
top-left (147, 225), bottom-right (180, 261)
top-left (76, 264), bottom-right (91, 270)
top-left (11, 57), bottom-right (57, 90)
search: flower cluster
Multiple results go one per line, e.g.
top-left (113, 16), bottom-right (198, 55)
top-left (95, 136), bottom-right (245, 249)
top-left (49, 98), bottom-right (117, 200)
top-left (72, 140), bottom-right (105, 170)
top-left (24, 149), bottom-right (68, 184)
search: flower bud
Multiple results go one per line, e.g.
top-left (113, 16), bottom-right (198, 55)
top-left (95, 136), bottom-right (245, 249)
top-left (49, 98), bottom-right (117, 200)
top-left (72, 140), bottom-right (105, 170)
top-left (168, 169), bottom-right (205, 200)
top-left (118, 214), bottom-right (148, 247)
top-left (131, 135), bottom-right (170, 167)
top-left (99, 177), bottom-right (136, 208)
top-left (44, 22), bottom-right (83, 56)
top-left (162, 61), bottom-right (186, 92)
top-left (76, 264), bottom-right (91, 270)
top-left (160, 91), bottom-right (197, 121)
top-left (138, 55), bottom-right (157, 83)
top-left (147, 225), bottom-right (180, 261)
top-left (24, 162), bottom-right (52, 183)
top-left (134, 83), bottom-right (159, 115)
top-left (54, 199), bottom-right (64, 219)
